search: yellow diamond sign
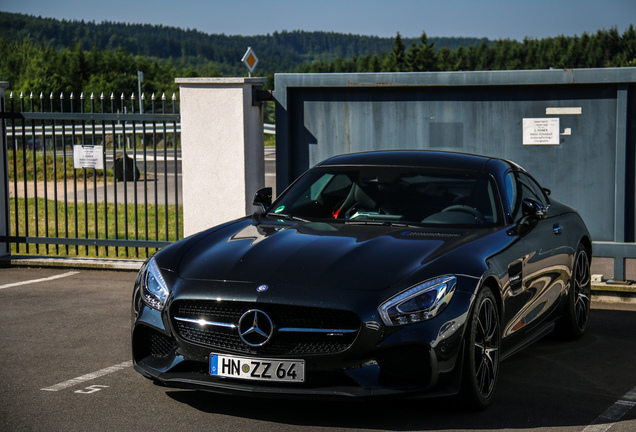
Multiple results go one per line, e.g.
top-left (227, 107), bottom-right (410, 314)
top-left (242, 47), bottom-right (259, 74)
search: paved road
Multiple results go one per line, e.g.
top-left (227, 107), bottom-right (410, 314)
top-left (1, 267), bottom-right (635, 432)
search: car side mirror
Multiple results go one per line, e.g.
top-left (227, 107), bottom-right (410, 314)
top-left (253, 187), bottom-right (272, 212)
top-left (522, 198), bottom-right (547, 219)
top-left (508, 198), bottom-right (547, 236)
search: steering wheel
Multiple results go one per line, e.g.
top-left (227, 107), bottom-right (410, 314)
top-left (441, 205), bottom-right (486, 223)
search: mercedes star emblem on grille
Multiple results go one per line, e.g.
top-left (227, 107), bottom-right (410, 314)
top-left (238, 309), bottom-right (274, 347)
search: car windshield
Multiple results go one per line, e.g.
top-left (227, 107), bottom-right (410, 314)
top-left (268, 166), bottom-right (503, 227)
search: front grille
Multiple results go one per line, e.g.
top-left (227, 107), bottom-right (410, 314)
top-left (133, 325), bottom-right (175, 360)
top-left (150, 332), bottom-right (174, 358)
top-left (171, 300), bottom-right (360, 356)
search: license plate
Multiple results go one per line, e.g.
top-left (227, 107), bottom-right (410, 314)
top-left (210, 354), bottom-right (305, 383)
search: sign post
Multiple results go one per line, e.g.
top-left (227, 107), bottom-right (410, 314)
top-left (138, 70), bottom-right (144, 113)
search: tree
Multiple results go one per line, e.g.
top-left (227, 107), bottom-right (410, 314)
top-left (406, 31), bottom-right (437, 71)
top-left (475, 41), bottom-right (493, 70)
top-left (615, 25), bottom-right (636, 66)
top-left (383, 32), bottom-right (407, 72)
top-left (436, 46), bottom-right (452, 71)
top-left (369, 54), bottom-right (382, 72)
top-left (452, 46), bottom-right (470, 71)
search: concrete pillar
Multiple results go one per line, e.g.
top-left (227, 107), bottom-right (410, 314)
top-left (176, 77), bottom-right (266, 237)
top-left (0, 82), bottom-right (8, 257)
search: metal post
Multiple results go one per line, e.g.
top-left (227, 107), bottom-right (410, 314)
top-left (138, 71), bottom-right (144, 114)
top-left (0, 82), bottom-right (9, 257)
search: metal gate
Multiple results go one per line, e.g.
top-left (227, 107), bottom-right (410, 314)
top-left (273, 67), bottom-right (636, 278)
top-left (1, 89), bottom-right (182, 259)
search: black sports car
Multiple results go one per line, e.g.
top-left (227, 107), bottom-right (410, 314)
top-left (132, 150), bottom-right (592, 409)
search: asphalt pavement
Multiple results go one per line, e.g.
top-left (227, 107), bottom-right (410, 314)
top-left (1, 266), bottom-right (635, 432)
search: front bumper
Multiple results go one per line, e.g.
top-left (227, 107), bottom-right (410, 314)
top-left (131, 278), bottom-right (474, 399)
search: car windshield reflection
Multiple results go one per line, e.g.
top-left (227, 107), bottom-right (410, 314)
top-left (268, 166), bottom-right (502, 227)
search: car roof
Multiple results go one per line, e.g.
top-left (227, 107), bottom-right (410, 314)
top-left (315, 150), bottom-right (518, 174)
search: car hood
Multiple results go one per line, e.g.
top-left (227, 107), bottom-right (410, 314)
top-left (173, 217), bottom-right (492, 292)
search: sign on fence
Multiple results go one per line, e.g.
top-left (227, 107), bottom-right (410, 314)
top-left (73, 145), bottom-right (104, 169)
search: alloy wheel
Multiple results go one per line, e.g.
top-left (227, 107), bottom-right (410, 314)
top-left (573, 250), bottom-right (591, 332)
top-left (473, 296), bottom-right (499, 399)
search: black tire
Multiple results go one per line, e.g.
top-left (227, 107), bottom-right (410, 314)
top-left (557, 244), bottom-right (591, 340)
top-left (461, 286), bottom-right (501, 410)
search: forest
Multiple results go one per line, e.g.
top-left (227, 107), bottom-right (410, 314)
top-left (1, 11), bottom-right (635, 100)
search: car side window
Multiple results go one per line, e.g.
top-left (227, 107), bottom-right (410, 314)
top-left (507, 171), bottom-right (549, 221)
top-left (504, 172), bottom-right (517, 218)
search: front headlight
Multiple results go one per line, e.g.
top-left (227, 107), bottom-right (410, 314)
top-left (141, 258), bottom-right (169, 310)
top-left (379, 276), bottom-right (457, 326)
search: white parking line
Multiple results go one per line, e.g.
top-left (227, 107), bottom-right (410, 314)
top-left (583, 386), bottom-right (636, 432)
top-left (41, 361), bottom-right (133, 392)
top-left (0, 271), bottom-right (80, 290)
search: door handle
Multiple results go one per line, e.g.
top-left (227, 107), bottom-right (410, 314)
top-left (553, 224), bottom-right (563, 235)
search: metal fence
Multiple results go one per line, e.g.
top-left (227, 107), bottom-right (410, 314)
top-left (1, 90), bottom-right (182, 259)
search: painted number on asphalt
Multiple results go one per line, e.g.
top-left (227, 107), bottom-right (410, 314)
top-left (74, 385), bottom-right (109, 394)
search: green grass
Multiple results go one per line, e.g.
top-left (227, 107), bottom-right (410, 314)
top-left (264, 134), bottom-right (276, 147)
top-left (9, 197), bottom-right (183, 259)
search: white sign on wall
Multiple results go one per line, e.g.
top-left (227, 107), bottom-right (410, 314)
top-left (522, 118), bottom-right (560, 145)
top-left (73, 145), bottom-right (104, 169)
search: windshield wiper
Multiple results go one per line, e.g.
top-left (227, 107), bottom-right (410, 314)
top-left (343, 220), bottom-right (390, 226)
top-left (268, 213), bottom-right (311, 223)
top-left (386, 221), bottom-right (427, 228)
top-left (343, 220), bottom-right (424, 228)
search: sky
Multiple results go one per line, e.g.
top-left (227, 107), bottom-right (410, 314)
top-left (1, 0), bottom-right (635, 41)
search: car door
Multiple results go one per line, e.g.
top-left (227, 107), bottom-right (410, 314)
top-left (500, 171), bottom-right (570, 350)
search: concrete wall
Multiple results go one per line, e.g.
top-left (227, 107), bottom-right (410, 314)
top-left (176, 77), bottom-right (266, 237)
